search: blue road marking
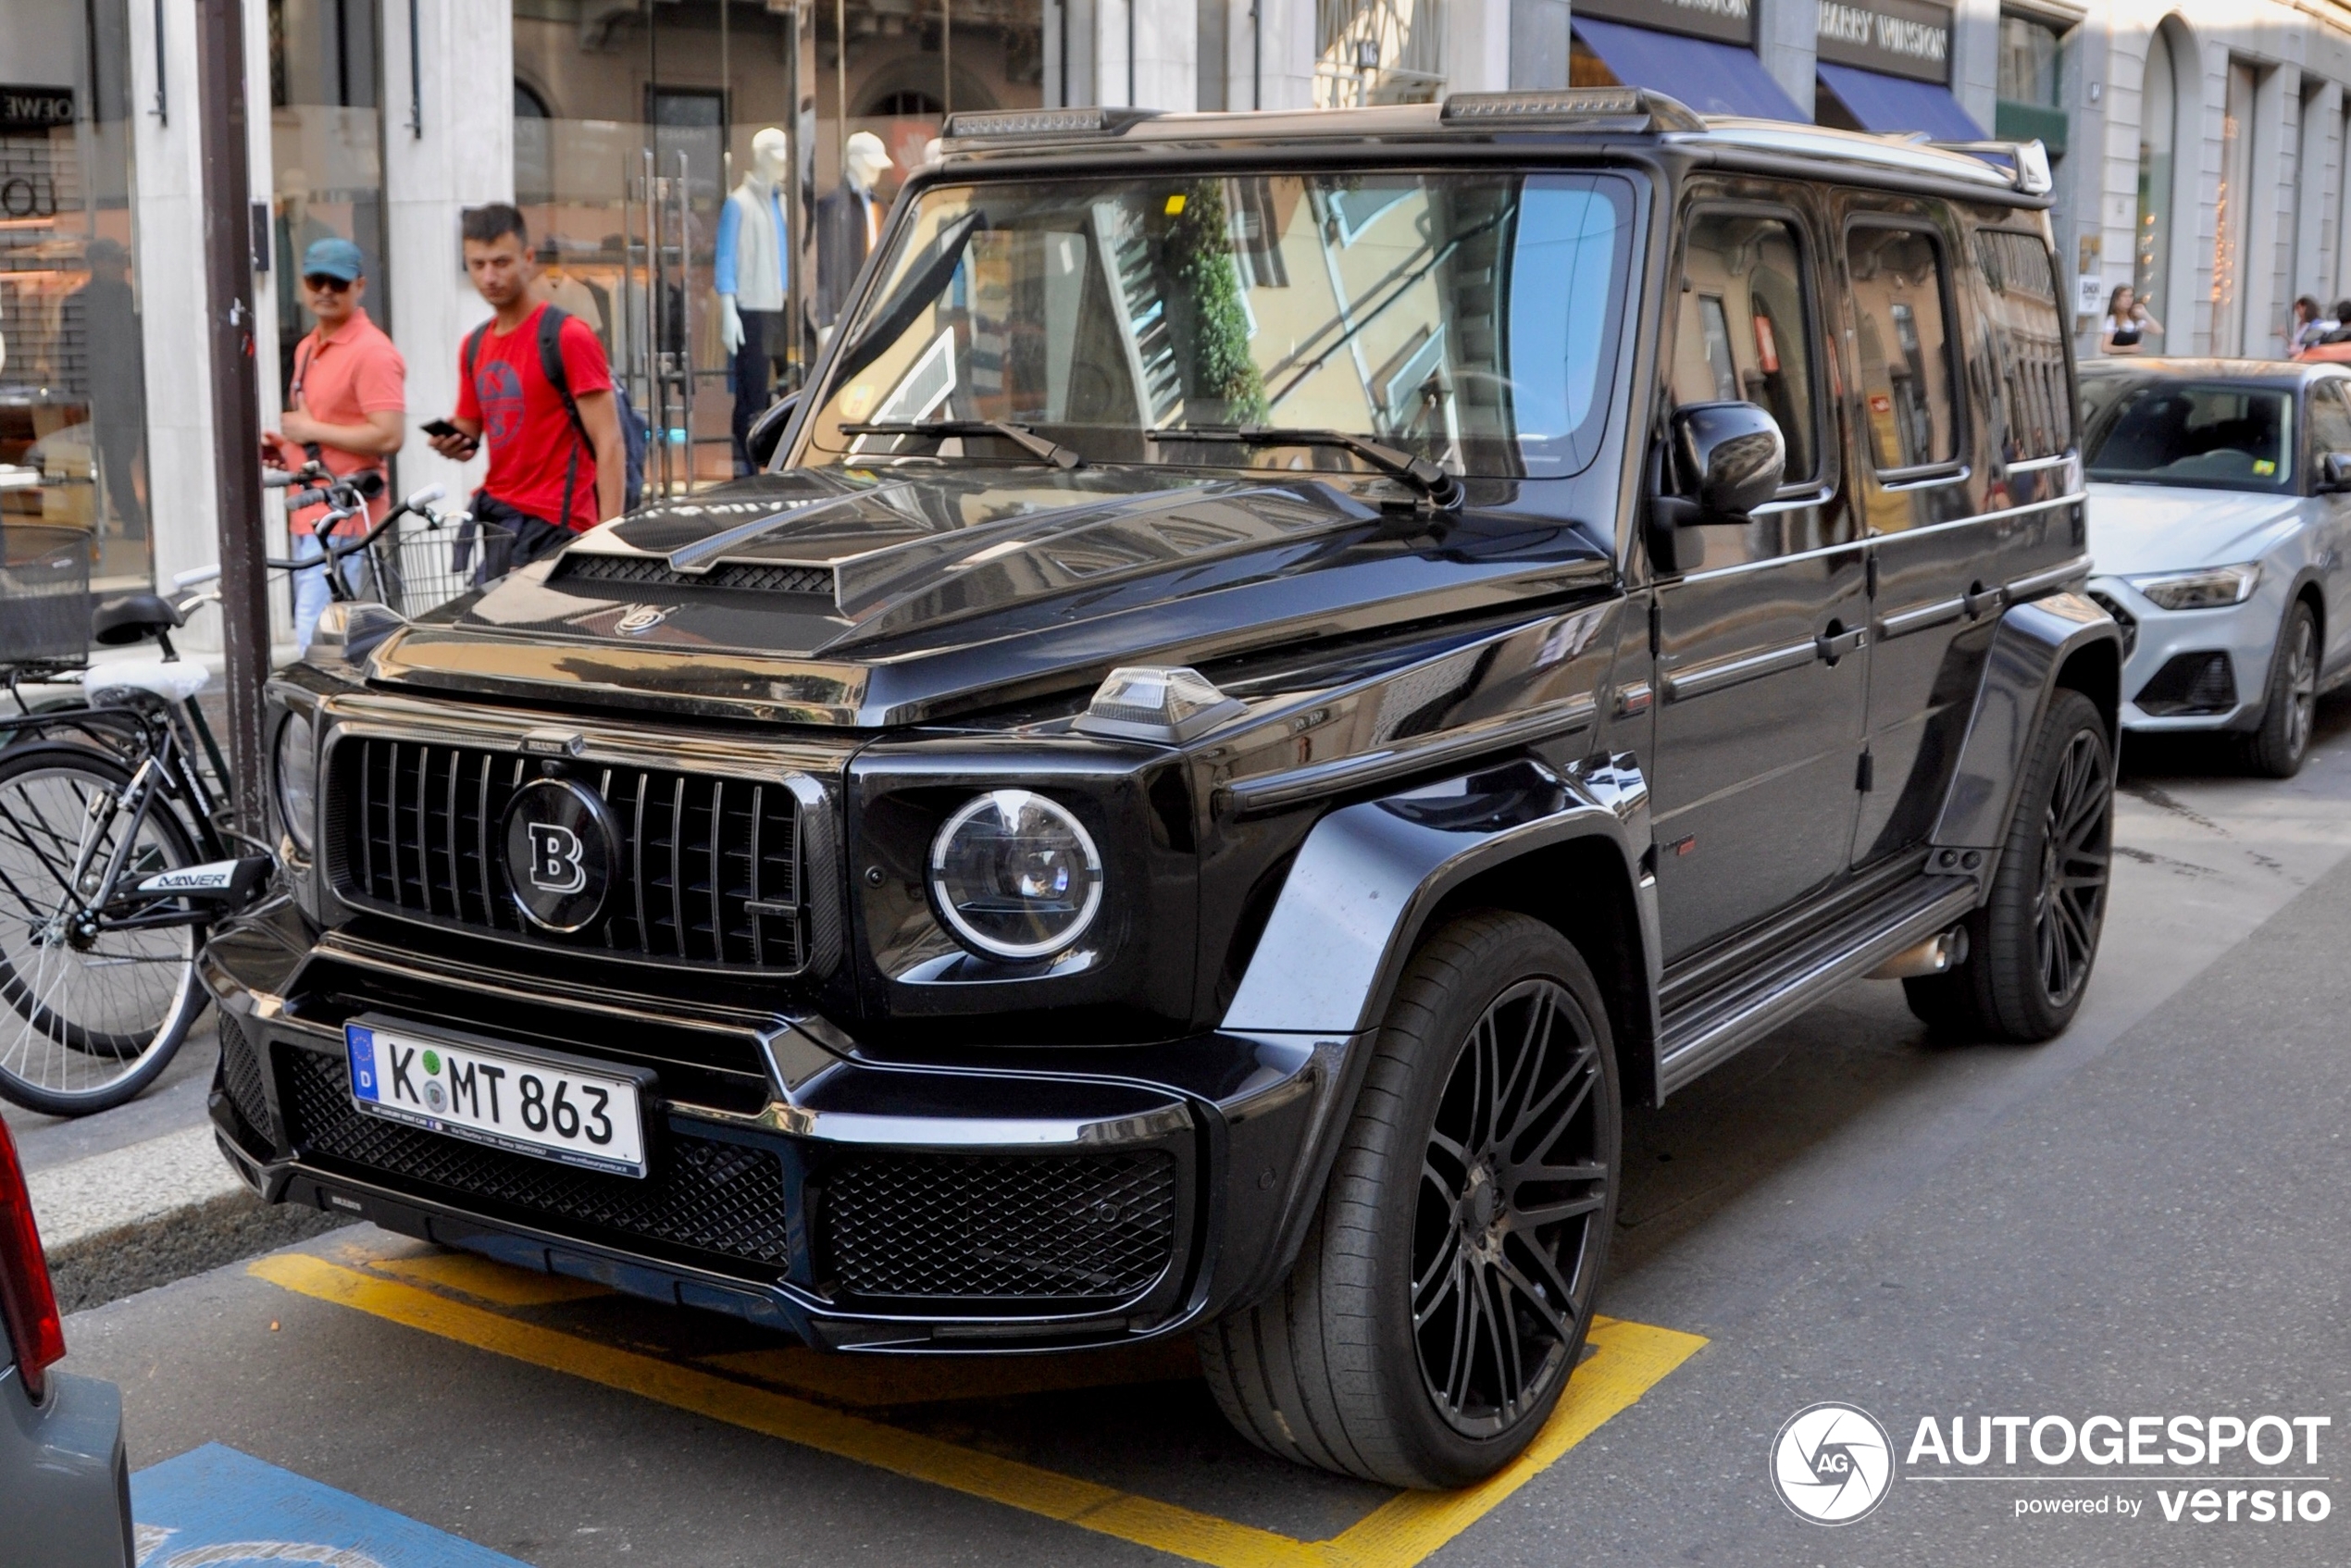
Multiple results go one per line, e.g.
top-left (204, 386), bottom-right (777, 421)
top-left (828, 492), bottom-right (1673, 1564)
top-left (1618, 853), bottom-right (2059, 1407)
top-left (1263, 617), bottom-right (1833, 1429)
top-left (131, 1444), bottom-right (529, 1567)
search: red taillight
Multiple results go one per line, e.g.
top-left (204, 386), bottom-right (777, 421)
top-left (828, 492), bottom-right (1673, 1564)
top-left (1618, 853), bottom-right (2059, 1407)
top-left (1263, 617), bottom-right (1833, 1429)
top-left (0, 1117), bottom-right (64, 1402)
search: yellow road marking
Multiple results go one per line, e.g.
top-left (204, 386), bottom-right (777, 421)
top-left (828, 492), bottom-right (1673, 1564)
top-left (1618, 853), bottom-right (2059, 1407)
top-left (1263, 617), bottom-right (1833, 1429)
top-left (251, 1251), bottom-right (1703, 1568)
top-left (370, 1251), bottom-right (614, 1307)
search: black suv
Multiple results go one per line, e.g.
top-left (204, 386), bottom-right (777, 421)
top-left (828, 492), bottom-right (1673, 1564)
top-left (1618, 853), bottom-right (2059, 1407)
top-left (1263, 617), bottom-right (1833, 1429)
top-left (206, 91), bottom-right (2121, 1488)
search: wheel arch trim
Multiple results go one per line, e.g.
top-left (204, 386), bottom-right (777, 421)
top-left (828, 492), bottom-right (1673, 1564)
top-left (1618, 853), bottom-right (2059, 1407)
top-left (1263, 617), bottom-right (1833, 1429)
top-left (1929, 591), bottom-right (2123, 855)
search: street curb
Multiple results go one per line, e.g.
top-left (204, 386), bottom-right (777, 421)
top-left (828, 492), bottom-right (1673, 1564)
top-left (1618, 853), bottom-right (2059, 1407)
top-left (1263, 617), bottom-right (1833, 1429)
top-left (46, 1191), bottom-right (354, 1313)
top-left (30, 1122), bottom-right (352, 1313)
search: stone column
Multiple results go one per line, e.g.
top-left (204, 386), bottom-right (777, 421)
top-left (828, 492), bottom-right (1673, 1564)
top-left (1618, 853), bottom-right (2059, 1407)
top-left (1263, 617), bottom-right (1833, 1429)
top-left (2296, 81), bottom-right (2340, 321)
top-left (1950, 0), bottom-right (1998, 135)
top-left (1754, 0), bottom-right (1817, 121)
top-left (385, 0), bottom-right (514, 508)
top-left (1445, 0), bottom-right (1512, 96)
top-left (1099, 0), bottom-right (1200, 108)
top-left (2239, 61), bottom-right (2294, 356)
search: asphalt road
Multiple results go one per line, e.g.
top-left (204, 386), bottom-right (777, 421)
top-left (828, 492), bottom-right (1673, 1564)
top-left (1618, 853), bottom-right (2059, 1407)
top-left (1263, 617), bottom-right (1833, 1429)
top-left (49, 700), bottom-right (2351, 1568)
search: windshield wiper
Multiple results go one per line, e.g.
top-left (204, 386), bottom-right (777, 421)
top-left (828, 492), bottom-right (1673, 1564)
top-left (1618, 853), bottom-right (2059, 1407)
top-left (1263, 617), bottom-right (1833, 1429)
top-left (841, 419), bottom-right (1083, 470)
top-left (1152, 425), bottom-right (1463, 510)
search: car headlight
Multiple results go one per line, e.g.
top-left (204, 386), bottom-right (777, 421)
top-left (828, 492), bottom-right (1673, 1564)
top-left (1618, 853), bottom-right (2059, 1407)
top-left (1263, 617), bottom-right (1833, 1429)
top-left (273, 709), bottom-right (317, 856)
top-left (2127, 563), bottom-right (2262, 611)
top-left (928, 790), bottom-right (1103, 960)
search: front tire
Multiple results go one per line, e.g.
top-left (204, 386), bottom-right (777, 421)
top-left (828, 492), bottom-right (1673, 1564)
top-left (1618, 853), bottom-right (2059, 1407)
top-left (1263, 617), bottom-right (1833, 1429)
top-left (1905, 689), bottom-right (2113, 1042)
top-left (1199, 911), bottom-right (1620, 1487)
top-left (2243, 600), bottom-right (2319, 778)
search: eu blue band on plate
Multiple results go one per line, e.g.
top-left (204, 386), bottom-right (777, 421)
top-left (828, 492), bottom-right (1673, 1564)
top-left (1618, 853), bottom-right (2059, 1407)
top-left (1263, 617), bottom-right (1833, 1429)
top-left (1570, 19), bottom-right (1808, 121)
top-left (132, 1443), bottom-right (531, 1568)
top-left (1816, 62), bottom-right (1986, 140)
top-left (349, 1026), bottom-right (380, 1101)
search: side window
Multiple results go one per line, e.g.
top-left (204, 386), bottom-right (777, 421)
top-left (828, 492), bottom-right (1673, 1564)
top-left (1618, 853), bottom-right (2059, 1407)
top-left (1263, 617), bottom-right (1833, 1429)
top-left (1670, 212), bottom-right (1820, 486)
top-left (2311, 381), bottom-right (2351, 459)
top-left (1847, 226), bottom-right (1960, 474)
top-left (1973, 230), bottom-right (2071, 463)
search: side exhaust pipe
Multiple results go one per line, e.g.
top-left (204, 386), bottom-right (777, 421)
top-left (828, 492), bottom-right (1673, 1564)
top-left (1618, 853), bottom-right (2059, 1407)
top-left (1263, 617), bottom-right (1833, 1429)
top-left (1868, 925), bottom-right (1970, 980)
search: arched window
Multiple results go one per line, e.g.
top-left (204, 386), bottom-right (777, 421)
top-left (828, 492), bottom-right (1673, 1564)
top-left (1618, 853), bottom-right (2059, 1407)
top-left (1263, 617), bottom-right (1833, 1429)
top-left (867, 91), bottom-right (944, 117)
top-left (2133, 28), bottom-right (2176, 349)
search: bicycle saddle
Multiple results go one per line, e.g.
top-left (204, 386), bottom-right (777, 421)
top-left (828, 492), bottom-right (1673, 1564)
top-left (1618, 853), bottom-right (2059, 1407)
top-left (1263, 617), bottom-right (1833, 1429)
top-left (92, 591), bottom-right (186, 646)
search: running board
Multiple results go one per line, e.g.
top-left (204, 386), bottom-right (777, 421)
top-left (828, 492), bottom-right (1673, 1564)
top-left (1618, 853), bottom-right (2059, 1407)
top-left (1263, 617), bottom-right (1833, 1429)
top-left (1656, 876), bottom-right (1979, 1097)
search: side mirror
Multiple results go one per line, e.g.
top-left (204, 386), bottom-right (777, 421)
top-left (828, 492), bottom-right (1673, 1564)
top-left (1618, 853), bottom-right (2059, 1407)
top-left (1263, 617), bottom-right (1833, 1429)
top-left (1646, 402), bottom-right (1787, 575)
top-left (746, 392), bottom-right (802, 469)
top-left (2323, 451), bottom-right (2351, 492)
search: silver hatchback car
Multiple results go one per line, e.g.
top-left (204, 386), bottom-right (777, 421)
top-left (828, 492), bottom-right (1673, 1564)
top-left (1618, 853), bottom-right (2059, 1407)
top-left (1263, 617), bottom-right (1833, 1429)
top-left (2081, 360), bottom-right (2351, 776)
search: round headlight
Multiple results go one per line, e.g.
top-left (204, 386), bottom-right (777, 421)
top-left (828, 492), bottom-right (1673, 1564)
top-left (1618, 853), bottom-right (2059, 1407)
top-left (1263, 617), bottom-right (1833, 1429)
top-left (274, 710), bottom-right (317, 857)
top-left (927, 790), bottom-right (1103, 960)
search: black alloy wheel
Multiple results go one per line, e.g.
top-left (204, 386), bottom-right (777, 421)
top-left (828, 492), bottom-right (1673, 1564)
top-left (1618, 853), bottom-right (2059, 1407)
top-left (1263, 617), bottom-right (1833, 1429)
top-left (2032, 725), bottom-right (2112, 1011)
top-left (1413, 977), bottom-right (1611, 1437)
top-left (1906, 689), bottom-right (2114, 1042)
top-left (2245, 601), bottom-right (2319, 778)
top-left (1198, 912), bottom-right (1621, 1488)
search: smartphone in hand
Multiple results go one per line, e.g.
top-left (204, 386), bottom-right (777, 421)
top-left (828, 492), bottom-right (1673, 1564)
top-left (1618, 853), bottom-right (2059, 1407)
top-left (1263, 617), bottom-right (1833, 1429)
top-left (421, 418), bottom-right (466, 440)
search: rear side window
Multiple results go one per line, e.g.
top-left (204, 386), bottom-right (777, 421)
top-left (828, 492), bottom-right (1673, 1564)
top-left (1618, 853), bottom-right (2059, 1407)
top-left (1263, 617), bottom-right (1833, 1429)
top-left (1847, 227), bottom-right (1960, 474)
top-left (1670, 211), bottom-right (1819, 485)
top-left (1974, 230), bottom-right (2071, 463)
top-left (2311, 380), bottom-right (2351, 459)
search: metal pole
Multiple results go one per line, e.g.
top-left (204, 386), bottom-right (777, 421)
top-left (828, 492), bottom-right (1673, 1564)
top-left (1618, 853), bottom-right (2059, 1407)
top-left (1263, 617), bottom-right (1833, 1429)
top-left (193, 0), bottom-right (267, 839)
top-left (718, 0), bottom-right (730, 188)
top-left (676, 148), bottom-right (694, 492)
top-left (785, 2), bottom-right (804, 390)
top-left (406, 0), bottom-right (422, 137)
top-left (941, 0), bottom-right (952, 119)
top-left (835, 0), bottom-right (847, 181)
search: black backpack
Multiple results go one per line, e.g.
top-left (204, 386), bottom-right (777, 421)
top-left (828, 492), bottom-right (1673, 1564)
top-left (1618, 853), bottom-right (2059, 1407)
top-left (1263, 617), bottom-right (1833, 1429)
top-left (463, 305), bottom-right (648, 520)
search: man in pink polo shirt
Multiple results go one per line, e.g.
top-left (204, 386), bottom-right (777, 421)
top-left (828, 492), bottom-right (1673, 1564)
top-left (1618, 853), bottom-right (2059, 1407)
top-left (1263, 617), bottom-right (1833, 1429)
top-left (261, 237), bottom-right (405, 650)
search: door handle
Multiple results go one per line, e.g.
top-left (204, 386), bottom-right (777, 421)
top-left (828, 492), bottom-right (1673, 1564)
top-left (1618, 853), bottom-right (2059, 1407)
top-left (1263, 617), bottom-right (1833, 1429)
top-left (1962, 582), bottom-right (2005, 618)
top-left (1815, 626), bottom-right (1867, 664)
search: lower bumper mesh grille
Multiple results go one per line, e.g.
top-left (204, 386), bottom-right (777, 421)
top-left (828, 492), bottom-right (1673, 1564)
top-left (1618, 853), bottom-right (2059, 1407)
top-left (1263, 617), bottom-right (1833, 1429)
top-left (282, 1048), bottom-right (793, 1270)
top-left (218, 1013), bottom-right (270, 1137)
top-left (825, 1151), bottom-right (1179, 1302)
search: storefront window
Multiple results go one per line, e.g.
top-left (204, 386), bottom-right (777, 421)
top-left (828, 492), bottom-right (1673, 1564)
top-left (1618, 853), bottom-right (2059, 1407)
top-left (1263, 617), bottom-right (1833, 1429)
top-left (0, 0), bottom-right (152, 591)
top-left (512, 0), bottom-right (1047, 492)
top-left (2133, 27), bottom-right (2174, 353)
top-left (270, 0), bottom-right (392, 400)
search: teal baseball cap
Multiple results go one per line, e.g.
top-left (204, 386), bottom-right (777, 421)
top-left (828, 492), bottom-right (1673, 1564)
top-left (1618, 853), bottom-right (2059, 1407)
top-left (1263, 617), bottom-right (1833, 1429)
top-left (300, 237), bottom-right (366, 281)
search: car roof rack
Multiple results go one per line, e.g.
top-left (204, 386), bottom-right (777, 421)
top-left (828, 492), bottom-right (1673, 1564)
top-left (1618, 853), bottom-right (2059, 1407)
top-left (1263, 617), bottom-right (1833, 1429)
top-left (1439, 87), bottom-right (1707, 134)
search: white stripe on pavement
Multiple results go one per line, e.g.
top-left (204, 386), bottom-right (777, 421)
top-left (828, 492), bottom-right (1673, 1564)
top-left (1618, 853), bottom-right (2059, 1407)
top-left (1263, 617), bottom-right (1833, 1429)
top-left (28, 1122), bottom-right (244, 1254)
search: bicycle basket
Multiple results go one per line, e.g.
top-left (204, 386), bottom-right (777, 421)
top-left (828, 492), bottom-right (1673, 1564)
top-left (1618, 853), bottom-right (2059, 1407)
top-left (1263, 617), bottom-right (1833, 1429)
top-left (0, 524), bottom-right (94, 666)
top-left (377, 516), bottom-right (519, 618)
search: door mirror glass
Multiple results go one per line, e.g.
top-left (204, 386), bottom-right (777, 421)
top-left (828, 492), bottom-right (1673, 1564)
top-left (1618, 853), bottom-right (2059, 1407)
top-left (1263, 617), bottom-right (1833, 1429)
top-left (1673, 401), bottom-right (1787, 519)
top-left (2324, 451), bottom-right (2351, 490)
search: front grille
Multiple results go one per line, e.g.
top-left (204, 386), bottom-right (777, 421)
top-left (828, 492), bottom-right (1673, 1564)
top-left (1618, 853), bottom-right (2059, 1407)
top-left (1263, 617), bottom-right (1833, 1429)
top-left (283, 1048), bottom-right (794, 1270)
top-left (556, 554), bottom-right (834, 597)
top-left (327, 736), bottom-right (812, 970)
top-left (218, 1012), bottom-right (270, 1136)
top-left (2135, 650), bottom-right (2235, 716)
top-left (825, 1151), bottom-right (1178, 1303)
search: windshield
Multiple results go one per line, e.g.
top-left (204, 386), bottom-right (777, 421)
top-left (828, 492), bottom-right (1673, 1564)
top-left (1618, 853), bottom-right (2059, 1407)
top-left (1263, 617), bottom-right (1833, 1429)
top-left (801, 170), bottom-right (1640, 480)
top-left (2081, 378), bottom-right (2296, 492)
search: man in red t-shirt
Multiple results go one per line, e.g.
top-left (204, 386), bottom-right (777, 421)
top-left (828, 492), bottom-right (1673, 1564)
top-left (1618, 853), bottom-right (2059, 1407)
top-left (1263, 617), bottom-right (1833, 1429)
top-left (428, 204), bottom-right (623, 575)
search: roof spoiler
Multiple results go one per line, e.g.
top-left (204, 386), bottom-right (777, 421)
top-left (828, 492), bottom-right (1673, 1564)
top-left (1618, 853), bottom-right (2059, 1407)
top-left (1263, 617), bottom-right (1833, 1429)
top-left (1929, 137), bottom-right (2054, 196)
top-left (1440, 87), bottom-right (1707, 133)
top-left (941, 106), bottom-right (1165, 143)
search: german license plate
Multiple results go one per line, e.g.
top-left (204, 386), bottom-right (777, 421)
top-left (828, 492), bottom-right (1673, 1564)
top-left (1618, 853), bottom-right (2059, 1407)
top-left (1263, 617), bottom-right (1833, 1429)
top-left (344, 1017), bottom-right (648, 1177)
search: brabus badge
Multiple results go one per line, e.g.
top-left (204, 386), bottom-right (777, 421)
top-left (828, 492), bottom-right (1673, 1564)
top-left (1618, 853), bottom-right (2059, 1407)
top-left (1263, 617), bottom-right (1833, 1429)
top-left (615, 603), bottom-right (673, 635)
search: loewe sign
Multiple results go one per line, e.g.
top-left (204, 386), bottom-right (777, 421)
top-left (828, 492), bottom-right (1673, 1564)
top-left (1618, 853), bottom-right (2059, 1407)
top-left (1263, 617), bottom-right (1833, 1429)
top-left (0, 85), bottom-right (77, 132)
top-left (1816, 0), bottom-right (1952, 83)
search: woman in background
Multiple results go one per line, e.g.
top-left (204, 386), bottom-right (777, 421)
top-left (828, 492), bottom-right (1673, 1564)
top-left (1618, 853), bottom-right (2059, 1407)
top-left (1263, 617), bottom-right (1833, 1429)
top-left (2101, 284), bottom-right (2161, 355)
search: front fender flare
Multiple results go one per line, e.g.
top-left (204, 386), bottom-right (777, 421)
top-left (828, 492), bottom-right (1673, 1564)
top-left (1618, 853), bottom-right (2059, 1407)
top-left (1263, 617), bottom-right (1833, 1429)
top-left (1223, 755), bottom-right (1653, 1037)
top-left (1931, 591), bottom-right (2122, 855)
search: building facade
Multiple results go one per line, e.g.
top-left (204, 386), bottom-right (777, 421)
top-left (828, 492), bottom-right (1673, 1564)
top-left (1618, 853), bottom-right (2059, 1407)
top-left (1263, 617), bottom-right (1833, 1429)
top-left (6, 0), bottom-right (2351, 647)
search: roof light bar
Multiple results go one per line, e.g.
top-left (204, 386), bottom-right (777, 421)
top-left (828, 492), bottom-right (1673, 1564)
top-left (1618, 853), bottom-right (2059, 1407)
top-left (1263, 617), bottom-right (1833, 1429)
top-left (943, 106), bottom-right (1165, 141)
top-left (1440, 88), bottom-right (1706, 133)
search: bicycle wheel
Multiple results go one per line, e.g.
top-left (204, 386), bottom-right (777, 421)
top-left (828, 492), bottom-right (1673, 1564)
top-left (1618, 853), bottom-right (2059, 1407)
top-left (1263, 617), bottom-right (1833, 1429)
top-left (0, 743), bottom-right (209, 1115)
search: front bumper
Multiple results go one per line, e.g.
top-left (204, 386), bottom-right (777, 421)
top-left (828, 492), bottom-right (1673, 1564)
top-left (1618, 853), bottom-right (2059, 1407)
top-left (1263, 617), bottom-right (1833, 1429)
top-left (201, 904), bottom-right (1351, 1352)
top-left (2090, 573), bottom-right (2289, 733)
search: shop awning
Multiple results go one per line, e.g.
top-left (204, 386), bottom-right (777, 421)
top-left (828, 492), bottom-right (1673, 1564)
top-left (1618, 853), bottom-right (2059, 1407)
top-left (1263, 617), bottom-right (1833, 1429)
top-left (1816, 62), bottom-right (1985, 140)
top-left (1572, 18), bottom-right (1808, 122)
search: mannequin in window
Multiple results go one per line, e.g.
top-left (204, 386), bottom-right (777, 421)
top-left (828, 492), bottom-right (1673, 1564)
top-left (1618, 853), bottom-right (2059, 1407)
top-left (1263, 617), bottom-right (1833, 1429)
top-left (816, 131), bottom-right (894, 335)
top-left (717, 127), bottom-right (793, 473)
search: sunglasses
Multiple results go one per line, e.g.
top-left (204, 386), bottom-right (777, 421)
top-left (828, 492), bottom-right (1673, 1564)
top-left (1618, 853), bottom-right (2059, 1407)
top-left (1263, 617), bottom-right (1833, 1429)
top-left (303, 274), bottom-right (355, 292)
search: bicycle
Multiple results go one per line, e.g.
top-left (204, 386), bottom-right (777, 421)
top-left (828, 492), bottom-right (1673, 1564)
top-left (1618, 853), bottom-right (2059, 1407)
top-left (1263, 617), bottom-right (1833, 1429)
top-left (0, 478), bottom-right (462, 1115)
